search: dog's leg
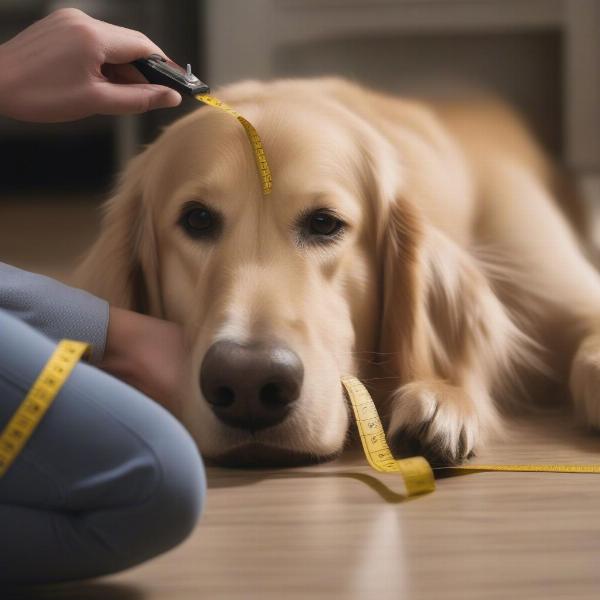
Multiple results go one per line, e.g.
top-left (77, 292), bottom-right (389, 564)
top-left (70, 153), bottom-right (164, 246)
top-left (382, 216), bottom-right (533, 465)
top-left (473, 159), bottom-right (600, 430)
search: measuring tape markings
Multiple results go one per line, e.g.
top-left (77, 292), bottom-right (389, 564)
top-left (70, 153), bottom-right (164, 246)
top-left (195, 94), bottom-right (273, 196)
top-left (342, 375), bottom-right (436, 496)
top-left (341, 375), bottom-right (600, 496)
top-left (0, 339), bottom-right (89, 478)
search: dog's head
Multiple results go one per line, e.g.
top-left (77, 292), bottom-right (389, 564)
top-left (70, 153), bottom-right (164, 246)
top-left (78, 78), bottom-right (469, 466)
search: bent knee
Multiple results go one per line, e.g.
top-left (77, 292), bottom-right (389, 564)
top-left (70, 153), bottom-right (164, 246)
top-left (143, 420), bottom-right (206, 552)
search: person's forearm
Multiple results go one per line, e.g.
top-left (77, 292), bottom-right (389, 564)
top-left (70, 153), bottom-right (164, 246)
top-left (0, 262), bottom-right (109, 362)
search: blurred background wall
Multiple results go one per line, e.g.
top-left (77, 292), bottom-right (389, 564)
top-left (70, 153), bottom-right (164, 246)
top-left (204, 0), bottom-right (600, 207)
top-left (0, 0), bottom-right (598, 257)
top-left (0, 0), bottom-right (200, 196)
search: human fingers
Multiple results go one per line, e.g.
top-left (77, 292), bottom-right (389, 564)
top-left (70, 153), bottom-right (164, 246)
top-left (92, 80), bottom-right (181, 115)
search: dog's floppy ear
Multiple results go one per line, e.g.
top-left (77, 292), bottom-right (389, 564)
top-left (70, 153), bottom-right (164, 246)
top-left (73, 150), bottom-right (162, 315)
top-left (377, 198), bottom-right (433, 381)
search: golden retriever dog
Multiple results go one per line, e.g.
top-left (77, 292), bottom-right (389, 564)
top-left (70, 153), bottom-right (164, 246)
top-left (75, 77), bottom-right (600, 467)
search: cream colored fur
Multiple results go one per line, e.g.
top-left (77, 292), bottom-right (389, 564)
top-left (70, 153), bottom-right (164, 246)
top-left (75, 78), bottom-right (600, 466)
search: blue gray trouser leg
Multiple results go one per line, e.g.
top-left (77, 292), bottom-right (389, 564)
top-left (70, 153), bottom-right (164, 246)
top-left (0, 309), bottom-right (206, 584)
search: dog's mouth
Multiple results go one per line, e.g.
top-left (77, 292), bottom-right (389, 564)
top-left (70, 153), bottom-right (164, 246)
top-left (208, 443), bottom-right (342, 468)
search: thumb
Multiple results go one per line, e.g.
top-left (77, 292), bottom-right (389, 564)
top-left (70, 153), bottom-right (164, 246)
top-left (94, 82), bottom-right (182, 115)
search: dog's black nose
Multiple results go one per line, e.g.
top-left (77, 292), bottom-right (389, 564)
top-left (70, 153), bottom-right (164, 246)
top-left (200, 340), bottom-right (304, 431)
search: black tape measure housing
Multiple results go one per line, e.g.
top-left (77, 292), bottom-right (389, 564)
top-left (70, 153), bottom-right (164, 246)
top-left (132, 54), bottom-right (210, 96)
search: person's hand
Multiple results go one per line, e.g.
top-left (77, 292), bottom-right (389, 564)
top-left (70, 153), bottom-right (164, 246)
top-left (0, 8), bottom-right (181, 123)
top-left (100, 306), bottom-right (192, 419)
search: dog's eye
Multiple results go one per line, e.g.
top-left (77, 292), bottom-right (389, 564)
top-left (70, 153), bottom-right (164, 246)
top-left (297, 209), bottom-right (346, 247)
top-left (307, 210), bottom-right (344, 238)
top-left (186, 208), bottom-right (212, 231)
top-left (179, 204), bottom-right (221, 239)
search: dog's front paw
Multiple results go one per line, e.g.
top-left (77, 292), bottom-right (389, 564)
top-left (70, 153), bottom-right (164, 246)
top-left (387, 381), bottom-right (480, 466)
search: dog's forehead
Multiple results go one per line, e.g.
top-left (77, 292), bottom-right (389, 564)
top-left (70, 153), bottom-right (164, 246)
top-left (152, 108), bottom-right (253, 187)
top-left (157, 97), bottom-right (367, 188)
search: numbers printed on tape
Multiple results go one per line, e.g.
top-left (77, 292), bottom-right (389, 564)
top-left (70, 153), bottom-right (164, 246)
top-left (0, 340), bottom-right (89, 477)
top-left (342, 375), bottom-right (436, 496)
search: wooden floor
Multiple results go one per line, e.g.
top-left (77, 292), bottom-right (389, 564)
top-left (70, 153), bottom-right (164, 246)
top-left (3, 197), bottom-right (600, 600)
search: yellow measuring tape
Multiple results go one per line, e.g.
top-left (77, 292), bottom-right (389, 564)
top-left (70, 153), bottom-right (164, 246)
top-left (195, 94), bottom-right (272, 196)
top-left (0, 339), bottom-right (89, 477)
top-left (341, 375), bottom-right (600, 496)
top-left (342, 376), bottom-right (436, 495)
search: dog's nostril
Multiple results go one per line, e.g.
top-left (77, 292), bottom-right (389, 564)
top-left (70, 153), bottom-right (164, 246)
top-left (213, 386), bottom-right (235, 407)
top-left (260, 382), bottom-right (286, 408)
